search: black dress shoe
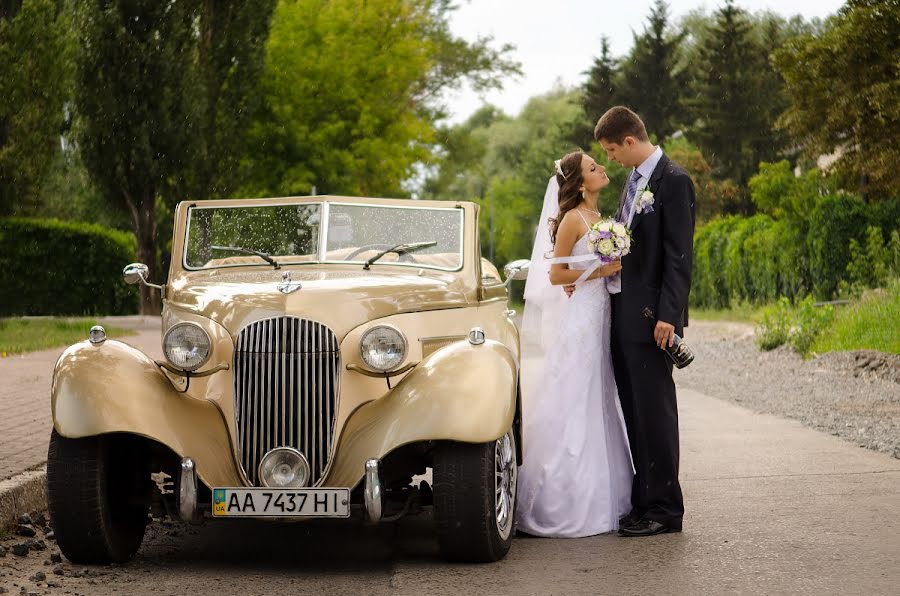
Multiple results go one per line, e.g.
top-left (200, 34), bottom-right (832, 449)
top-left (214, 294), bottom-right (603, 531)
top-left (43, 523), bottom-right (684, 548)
top-left (618, 519), bottom-right (681, 537)
top-left (618, 511), bottom-right (641, 528)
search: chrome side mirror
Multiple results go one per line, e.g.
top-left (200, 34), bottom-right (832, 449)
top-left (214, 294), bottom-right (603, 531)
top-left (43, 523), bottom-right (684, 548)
top-left (503, 259), bottom-right (530, 286)
top-left (123, 263), bottom-right (149, 285)
top-left (123, 262), bottom-right (164, 291)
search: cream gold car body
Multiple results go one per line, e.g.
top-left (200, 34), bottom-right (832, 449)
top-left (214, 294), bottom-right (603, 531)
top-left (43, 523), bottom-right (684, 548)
top-left (51, 195), bottom-right (521, 493)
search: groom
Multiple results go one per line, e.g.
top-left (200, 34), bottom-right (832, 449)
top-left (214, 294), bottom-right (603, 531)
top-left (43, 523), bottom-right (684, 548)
top-left (595, 106), bottom-right (695, 536)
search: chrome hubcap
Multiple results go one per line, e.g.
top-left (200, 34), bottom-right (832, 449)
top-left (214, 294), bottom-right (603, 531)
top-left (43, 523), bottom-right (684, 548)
top-left (494, 430), bottom-right (517, 540)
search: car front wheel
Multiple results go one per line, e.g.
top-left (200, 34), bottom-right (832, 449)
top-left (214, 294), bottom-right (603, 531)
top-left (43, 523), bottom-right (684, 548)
top-left (432, 428), bottom-right (518, 562)
top-left (47, 429), bottom-right (149, 564)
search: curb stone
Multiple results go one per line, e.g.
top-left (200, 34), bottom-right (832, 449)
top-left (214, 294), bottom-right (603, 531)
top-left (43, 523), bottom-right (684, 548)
top-left (0, 467), bottom-right (47, 531)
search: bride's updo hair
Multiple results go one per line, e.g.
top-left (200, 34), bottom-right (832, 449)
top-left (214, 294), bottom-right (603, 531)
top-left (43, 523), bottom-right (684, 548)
top-left (549, 150), bottom-right (584, 245)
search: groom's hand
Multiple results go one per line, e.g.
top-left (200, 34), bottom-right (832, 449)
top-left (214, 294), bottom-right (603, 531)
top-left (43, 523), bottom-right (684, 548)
top-left (563, 284), bottom-right (576, 297)
top-left (654, 320), bottom-right (675, 349)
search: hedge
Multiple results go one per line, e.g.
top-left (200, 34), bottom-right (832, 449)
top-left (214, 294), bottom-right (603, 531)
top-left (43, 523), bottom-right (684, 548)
top-left (0, 217), bottom-right (138, 316)
top-left (690, 196), bottom-right (898, 308)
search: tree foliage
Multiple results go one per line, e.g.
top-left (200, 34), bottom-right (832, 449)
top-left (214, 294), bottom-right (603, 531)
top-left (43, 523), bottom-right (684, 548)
top-left (684, 0), bottom-right (772, 194)
top-left (618, 0), bottom-right (686, 142)
top-left (0, 0), bottom-right (72, 215)
top-left (180, 0), bottom-right (277, 202)
top-left (774, 0), bottom-right (900, 200)
top-left (241, 0), bottom-right (519, 198)
top-left (572, 36), bottom-right (618, 148)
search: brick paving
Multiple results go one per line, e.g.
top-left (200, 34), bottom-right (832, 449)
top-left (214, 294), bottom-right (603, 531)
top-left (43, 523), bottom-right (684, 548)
top-left (0, 316), bottom-right (162, 480)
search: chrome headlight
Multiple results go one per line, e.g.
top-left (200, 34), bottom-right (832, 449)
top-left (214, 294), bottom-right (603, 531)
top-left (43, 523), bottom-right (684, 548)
top-left (359, 325), bottom-right (407, 371)
top-left (259, 448), bottom-right (310, 488)
top-left (163, 322), bottom-right (211, 371)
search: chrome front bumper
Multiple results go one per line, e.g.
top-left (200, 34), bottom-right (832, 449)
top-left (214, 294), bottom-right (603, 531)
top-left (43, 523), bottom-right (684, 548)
top-left (364, 458), bottom-right (383, 523)
top-left (178, 457), bottom-right (201, 524)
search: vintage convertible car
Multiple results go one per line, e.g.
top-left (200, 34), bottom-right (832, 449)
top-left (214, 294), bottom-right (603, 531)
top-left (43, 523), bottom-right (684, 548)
top-left (47, 196), bottom-right (531, 564)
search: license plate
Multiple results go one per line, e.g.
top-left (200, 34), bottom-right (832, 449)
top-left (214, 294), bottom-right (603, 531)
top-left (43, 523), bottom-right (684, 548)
top-left (212, 488), bottom-right (351, 518)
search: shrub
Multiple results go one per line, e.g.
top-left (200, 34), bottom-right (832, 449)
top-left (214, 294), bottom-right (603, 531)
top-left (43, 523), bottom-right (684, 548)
top-left (789, 296), bottom-right (834, 356)
top-left (842, 226), bottom-right (893, 295)
top-left (0, 217), bottom-right (138, 315)
top-left (756, 297), bottom-right (792, 350)
top-left (807, 193), bottom-right (869, 299)
top-left (756, 295), bottom-right (834, 356)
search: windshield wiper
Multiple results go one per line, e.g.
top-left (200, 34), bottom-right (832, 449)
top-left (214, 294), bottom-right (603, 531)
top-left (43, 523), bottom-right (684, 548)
top-left (211, 245), bottom-right (281, 269)
top-left (363, 241), bottom-right (437, 270)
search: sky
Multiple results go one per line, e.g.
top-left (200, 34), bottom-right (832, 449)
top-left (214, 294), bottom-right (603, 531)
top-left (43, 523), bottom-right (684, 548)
top-left (444, 0), bottom-right (847, 123)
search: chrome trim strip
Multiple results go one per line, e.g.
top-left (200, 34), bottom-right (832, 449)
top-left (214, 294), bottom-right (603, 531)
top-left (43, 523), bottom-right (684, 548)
top-left (318, 201), bottom-right (330, 262)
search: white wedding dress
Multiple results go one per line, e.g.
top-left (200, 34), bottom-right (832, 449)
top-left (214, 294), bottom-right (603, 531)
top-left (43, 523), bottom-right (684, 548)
top-left (516, 214), bottom-right (634, 537)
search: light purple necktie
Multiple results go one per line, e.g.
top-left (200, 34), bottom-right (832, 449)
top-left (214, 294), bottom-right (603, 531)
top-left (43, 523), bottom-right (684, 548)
top-left (609, 170), bottom-right (641, 295)
top-left (621, 169), bottom-right (642, 225)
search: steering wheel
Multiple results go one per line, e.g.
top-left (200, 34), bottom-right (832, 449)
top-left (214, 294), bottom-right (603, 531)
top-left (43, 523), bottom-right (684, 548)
top-left (344, 243), bottom-right (419, 263)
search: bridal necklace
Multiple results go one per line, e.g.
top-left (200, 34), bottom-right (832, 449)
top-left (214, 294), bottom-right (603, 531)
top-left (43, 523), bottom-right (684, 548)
top-left (578, 207), bottom-right (601, 216)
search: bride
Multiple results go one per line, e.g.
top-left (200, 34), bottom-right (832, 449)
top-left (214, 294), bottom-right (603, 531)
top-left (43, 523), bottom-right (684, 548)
top-left (516, 150), bottom-right (633, 537)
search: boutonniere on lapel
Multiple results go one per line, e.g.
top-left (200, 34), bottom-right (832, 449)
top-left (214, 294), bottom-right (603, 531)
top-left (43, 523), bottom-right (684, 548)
top-left (635, 186), bottom-right (655, 214)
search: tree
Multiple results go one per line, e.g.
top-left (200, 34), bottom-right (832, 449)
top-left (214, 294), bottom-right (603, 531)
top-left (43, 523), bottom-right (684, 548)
top-left (423, 105), bottom-right (506, 203)
top-left (71, 0), bottom-right (197, 313)
top-left (178, 0), bottom-right (277, 203)
top-left (242, 0), bottom-right (519, 198)
top-left (684, 0), bottom-right (771, 196)
top-left (618, 0), bottom-right (686, 142)
top-left (71, 0), bottom-right (281, 313)
top-left (0, 0), bottom-right (72, 215)
top-left (572, 36), bottom-right (619, 148)
top-left (774, 0), bottom-right (900, 200)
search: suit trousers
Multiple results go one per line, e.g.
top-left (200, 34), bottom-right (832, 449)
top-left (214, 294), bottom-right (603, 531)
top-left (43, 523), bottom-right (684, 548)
top-left (611, 296), bottom-right (685, 529)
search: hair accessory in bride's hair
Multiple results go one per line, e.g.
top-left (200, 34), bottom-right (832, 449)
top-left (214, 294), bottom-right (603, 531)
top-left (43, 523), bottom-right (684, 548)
top-left (554, 159), bottom-right (568, 180)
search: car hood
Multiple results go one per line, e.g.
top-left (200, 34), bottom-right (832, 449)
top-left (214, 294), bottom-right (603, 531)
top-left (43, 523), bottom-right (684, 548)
top-left (166, 267), bottom-right (471, 339)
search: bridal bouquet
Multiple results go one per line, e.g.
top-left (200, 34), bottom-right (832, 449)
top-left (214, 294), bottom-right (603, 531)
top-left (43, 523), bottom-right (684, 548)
top-left (587, 218), bottom-right (632, 263)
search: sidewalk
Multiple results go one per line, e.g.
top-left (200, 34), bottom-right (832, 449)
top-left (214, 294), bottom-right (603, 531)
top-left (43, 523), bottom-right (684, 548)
top-left (0, 316), bottom-right (162, 480)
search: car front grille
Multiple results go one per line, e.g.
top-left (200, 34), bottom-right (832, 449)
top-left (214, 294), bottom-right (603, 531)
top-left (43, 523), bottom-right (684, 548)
top-left (233, 317), bottom-right (340, 486)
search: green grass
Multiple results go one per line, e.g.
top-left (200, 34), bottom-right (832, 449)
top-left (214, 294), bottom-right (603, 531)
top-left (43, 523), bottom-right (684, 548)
top-left (812, 279), bottom-right (900, 355)
top-left (690, 302), bottom-right (768, 324)
top-left (0, 318), bottom-right (135, 356)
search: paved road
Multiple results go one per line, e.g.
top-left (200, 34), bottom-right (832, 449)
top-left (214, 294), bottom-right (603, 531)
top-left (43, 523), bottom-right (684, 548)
top-left (2, 320), bottom-right (899, 594)
top-left (0, 317), bottom-right (162, 480)
top-left (2, 384), bottom-right (898, 595)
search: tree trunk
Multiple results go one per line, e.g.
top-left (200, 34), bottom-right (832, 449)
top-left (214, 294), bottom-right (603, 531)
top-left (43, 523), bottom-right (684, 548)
top-left (132, 194), bottom-right (161, 315)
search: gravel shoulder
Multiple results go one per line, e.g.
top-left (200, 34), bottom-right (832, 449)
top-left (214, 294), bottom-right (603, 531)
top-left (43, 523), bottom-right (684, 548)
top-left (678, 320), bottom-right (900, 459)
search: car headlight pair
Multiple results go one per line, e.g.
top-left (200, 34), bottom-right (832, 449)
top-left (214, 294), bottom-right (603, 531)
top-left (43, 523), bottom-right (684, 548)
top-left (163, 323), bottom-right (211, 371)
top-left (165, 321), bottom-right (406, 373)
top-left (360, 325), bottom-right (407, 372)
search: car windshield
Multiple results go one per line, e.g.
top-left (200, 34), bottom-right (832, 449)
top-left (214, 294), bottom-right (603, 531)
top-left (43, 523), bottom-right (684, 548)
top-left (184, 202), bottom-right (464, 271)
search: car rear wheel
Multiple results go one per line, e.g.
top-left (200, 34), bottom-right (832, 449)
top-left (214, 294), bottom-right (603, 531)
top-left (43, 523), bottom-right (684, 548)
top-left (47, 429), bottom-right (149, 564)
top-left (432, 428), bottom-right (518, 562)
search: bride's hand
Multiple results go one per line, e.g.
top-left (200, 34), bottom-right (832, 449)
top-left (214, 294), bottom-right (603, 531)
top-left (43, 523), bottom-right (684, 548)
top-left (595, 259), bottom-right (622, 278)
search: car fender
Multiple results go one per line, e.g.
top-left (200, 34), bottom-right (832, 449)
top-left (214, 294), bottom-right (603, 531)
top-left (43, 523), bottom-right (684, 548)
top-left (321, 338), bottom-right (518, 489)
top-left (51, 340), bottom-right (243, 488)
